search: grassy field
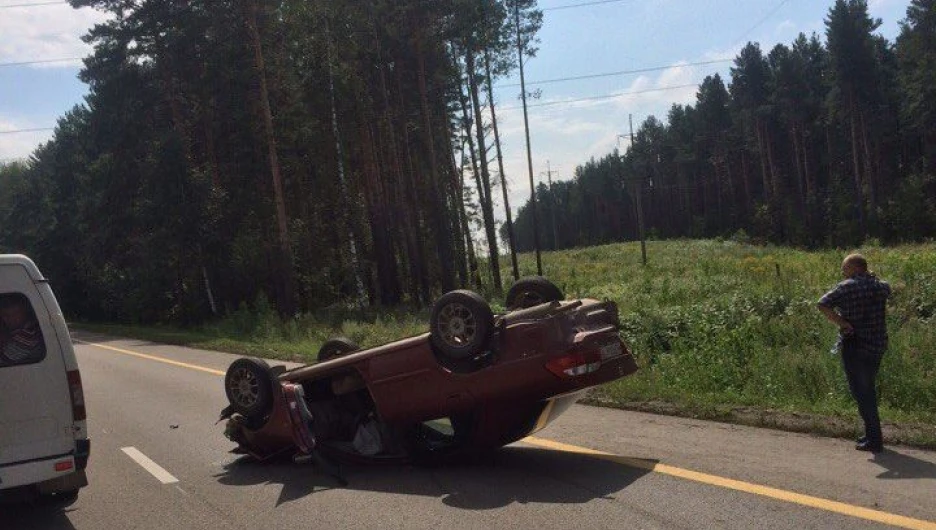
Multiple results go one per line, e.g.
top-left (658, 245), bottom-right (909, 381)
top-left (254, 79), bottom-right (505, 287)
top-left (76, 239), bottom-right (936, 446)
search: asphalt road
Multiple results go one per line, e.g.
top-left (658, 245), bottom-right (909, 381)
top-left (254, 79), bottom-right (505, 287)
top-left (3, 333), bottom-right (935, 530)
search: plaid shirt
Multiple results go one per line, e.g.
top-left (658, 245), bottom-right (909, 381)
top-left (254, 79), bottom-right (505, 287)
top-left (819, 273), bottom-right (891, 355)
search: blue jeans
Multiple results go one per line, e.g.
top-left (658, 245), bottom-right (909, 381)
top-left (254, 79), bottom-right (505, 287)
top-left (841, 345), bottom-right (883, 445)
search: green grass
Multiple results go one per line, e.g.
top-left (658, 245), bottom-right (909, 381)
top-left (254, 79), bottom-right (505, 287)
top-left (73, 239), bottom-right (936, 445)
top-left (75, 303), bottom-right (431, 362)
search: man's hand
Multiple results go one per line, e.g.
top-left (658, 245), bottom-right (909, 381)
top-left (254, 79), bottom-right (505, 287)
top-left (840, 321), bottom-right (855, 335)
top-left (818, 303), bottom-right (853, 334)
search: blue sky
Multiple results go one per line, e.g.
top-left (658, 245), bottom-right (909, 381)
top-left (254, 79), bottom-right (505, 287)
top-left (0, 0), bottom-right (911, 216)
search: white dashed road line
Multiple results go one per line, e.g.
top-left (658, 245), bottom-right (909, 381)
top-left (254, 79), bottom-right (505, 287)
top-left (121, 447), bottom-right (179, 484)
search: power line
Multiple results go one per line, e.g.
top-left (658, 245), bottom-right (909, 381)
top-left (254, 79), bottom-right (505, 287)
top-left (3, 0), bottom-right (629, 10)
top-left (544, 0), bottom-right (631, 11)
top-left (500, 83), bottom-right (700, 111)
top-left (733, 0), bottom-right (792, 46)
top-left (0, 1), bottom-right (66, 7)
top-left (0, 127), bottom-right (54, 135)
top-left (0, 57), bottom-right (83, 67)
top-left (497, 59), bottom-right (731, 88)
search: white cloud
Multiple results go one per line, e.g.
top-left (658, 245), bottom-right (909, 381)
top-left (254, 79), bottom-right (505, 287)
top-left (868, 0), bottom-right (900, 9)
top-left (478, 58), bottom-right (727, 223)
top-left (0, 4), bottom-right (108, 67)
top-left (702, 45), bottom-right (743, 64)
top-left (775, 19), bottom-right (797, 37)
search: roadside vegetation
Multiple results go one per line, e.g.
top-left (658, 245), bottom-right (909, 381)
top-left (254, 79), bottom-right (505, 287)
top-left (75, 240), bottom-right (936, 446)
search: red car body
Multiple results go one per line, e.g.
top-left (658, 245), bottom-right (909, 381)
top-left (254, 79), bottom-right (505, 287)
top-left (224, 298), bottom-right (638, 462)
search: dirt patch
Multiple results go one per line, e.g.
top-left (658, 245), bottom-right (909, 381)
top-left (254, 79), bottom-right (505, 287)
top-left (581, 395), bottom-right (936, 451)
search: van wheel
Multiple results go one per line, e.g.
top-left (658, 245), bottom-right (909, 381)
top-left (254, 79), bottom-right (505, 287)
top-left (46, 489), bottom-right (79, 507)
top-left (430, 290), bottom-right (494, 360)
top-left (505, 276), bottom-right (564, 310)
top-left (225, 357), bottom-right (275, 420)
top-left (318, 337), bottom-right (360, 363)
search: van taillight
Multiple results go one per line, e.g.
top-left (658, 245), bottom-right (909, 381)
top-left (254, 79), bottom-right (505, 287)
top-left (67, 370), bottom-right (86, 421)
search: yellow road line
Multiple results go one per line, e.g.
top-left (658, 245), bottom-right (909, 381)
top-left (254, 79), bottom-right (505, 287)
top-left (75, 340), bottom-right (226, 376)
top-left (78, 339), bottom-right (936, 530)
top-left (523, 437), bottom-right (936, 530)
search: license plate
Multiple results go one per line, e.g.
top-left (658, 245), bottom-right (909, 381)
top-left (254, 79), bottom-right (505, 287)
top-left (600, 341), bottom-right (623, 360)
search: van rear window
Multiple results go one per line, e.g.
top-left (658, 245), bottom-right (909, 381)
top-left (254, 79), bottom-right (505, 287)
top-left (0, 292), bottom-right (47, 367)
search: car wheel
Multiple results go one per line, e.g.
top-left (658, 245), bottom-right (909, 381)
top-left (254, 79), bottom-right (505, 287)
top-left (224, 357), bottom-right (275, 420)
top-left (505, 276), bottom-right (564, 310)
top-left (47, 489), bottom-right (79, 507)
top-left (430, 290), bottom-right (494, 360)
top-left (318, 337), bottom-right (360, 363)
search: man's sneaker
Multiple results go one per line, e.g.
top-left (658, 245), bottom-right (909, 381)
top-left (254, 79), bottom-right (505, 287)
top-left (855, 440), bottom-right (883, 453)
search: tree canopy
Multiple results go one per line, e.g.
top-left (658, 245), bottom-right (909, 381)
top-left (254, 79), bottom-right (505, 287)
top-left (0, 0), bottom-right (542, 323)
top-left (510, 0), bottom-right (936, 251)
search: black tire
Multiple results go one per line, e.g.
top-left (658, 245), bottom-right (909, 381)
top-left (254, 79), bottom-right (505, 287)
top-left (429, 290), bottom-right (494, 360)
top-left (47, 489), bottom-right (79, 508)
top-left (505, 276), bottom-right (564, 310)
top-left (317, 337), bottom-right (360, 363)
top-left (224, 357), bottom-right (275, 420)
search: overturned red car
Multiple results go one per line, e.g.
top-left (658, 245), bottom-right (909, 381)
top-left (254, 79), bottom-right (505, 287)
top-left (220, 277), bottom-right (638, 465)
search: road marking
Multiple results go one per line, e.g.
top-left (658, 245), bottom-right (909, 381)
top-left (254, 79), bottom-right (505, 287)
top-left (76, 339), bottom-right (226, 376)
top-left (83, 340), bottom-right (936, 530)
top-left (121, 447), bottom-right (179, 484)
top-left (523, 437), bottom-right (936, 530)
top-left (533, 398), bottom-right (556, 432)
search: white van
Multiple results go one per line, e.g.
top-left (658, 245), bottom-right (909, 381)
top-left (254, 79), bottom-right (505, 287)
top-left (0, 255), bottom-right (89, 503)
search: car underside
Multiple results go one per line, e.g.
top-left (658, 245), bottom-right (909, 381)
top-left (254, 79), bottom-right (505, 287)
top-left (220, 278), bottom-right (639, 468)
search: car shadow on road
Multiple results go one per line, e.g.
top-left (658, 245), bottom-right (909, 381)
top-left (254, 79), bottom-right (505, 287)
top-left (0, 493), bottom-right (79, 530)
top-left (214, 446), bottom-right (655, 510)
top-left (872, 449), bottom-right (936, 480)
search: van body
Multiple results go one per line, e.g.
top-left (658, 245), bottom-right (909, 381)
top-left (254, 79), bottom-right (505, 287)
top-left (0, 255), bottom-right (89, 499)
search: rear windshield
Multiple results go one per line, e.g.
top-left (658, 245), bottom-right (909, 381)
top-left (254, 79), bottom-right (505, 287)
top-left (0, 292), bottom-right (47, 367)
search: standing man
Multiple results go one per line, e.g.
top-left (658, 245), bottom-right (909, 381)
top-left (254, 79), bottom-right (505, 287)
top-left (817, 254), bottom-right (891, 453)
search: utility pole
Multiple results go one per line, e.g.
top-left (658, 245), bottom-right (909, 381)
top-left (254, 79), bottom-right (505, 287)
top-left (516, 2), bottom-right (542, 276)
top-left (629, 114), bottom-right (647, 266)
top-left (547, 161), bottom-right (558, 250)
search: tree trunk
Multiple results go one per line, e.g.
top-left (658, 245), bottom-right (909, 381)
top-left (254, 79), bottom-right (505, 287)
top-left (442, 116), bottom-right (470, 287)
top-left (465, 47), bottom-right (502, 292)
top-left (484, 50), bottom-right (519, 282)
top-left (458, 81), bottom-right (486, 290)
top-left (740, 150), bottom-right (752, 218)
top-left (457, 145), bottom-right (483, 289)
top-left (357, 88), bottom-right (400, 306)
top-left (755, 120), bottom-right (771, 200)
top-left (244, 0), bottom-right (295, 315)
top-left (396, 65), bottom-right (430, 305)
top-left (849, 102), bottom-right (867, 235)
top-left (324, 17), bottom-right (367, 307)
top-left (859, 109), bottom-right (876, 213)
top-left (375, 53), bottom-right (409, 301)
top-left (764, 126), bottom-right (784, 239)
top-left (414, 24), bottom-right (456, 293)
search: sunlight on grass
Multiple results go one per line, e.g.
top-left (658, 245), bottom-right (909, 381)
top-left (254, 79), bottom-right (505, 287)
top-left (75, 240), bottom-right (936, 430)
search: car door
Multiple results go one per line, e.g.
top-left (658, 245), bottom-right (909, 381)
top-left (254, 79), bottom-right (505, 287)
top-left (0, 261), bottom-right (75, 467)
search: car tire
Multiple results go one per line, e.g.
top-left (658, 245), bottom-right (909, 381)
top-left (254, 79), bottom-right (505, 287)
top-left (47, 489), bottom-right (79, 507)
top-left (429, 290), bottom-right (494, 360)
top-left (224, 357), bottom-right (275, 420)
top-left (318, 337), bottom-right (360, 363)
top-left (505, 276), bottom-right (564, 310)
